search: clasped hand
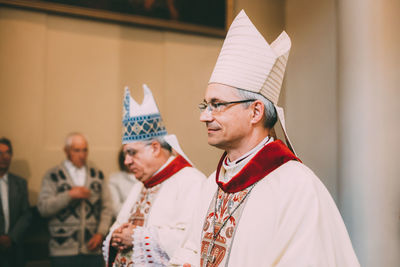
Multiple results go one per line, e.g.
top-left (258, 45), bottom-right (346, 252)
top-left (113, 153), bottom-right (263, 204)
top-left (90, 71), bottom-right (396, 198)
top-left (69, 186), bottom-right (91, 199)
top-left (111, 223), bottom-right (136, 251)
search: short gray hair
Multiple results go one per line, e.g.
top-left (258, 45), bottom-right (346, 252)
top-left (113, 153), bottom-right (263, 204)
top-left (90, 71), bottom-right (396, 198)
top-left (144, 136), bottom-right (172, 153)
top-left (236, 88), bottom-right (277, 129)
top-left (64, 132), bottom-right (87, 148)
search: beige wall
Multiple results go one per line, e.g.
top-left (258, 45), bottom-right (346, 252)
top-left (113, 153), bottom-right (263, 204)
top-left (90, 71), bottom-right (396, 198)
top-left (286, 0), bottom-right (400, 264)
top-left (235, 0), bottom-right (285, 42)
top-left (337, 0), bottom-right (400, 265)
top-left (0, 2), bottom-right (285, 205)
top-left (0, 7), bottom-right (223, 204)
top-left (285, 0), bottom-right (338, 200)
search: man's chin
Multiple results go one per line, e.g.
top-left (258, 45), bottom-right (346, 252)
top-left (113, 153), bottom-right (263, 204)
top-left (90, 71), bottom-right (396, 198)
top-left (207, 138), bottom-right (226, 150)
top-left (131, 172), bottom-right (144, 181)
top-left (72, 162), bottom-right (86, 168)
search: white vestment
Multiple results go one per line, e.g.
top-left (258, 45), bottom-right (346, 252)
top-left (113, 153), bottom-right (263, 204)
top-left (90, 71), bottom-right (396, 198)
top-left (170, 144), bottom-right (360, 267)
top-left (103, 160), bottom-right (206, 266)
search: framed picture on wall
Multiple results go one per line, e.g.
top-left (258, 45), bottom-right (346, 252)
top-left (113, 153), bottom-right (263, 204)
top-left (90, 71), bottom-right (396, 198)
top-left (0, 0), bottom-right (234, 37)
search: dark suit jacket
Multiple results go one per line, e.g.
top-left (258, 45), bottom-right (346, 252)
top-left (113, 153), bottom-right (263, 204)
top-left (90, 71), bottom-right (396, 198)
top-left (0, 173), bottom-right (32, 267)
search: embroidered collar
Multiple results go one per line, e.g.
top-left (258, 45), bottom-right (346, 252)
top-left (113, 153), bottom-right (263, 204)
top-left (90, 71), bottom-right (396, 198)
top-left (216, 140), bottom-right (300, 193)
top-left (143, 155), bottom-right (192, 188)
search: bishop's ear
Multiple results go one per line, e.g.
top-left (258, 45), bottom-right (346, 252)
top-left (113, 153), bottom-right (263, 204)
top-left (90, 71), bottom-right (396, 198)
top-left (250, 100), bottom-right (265, 125)
top-left (150, 140), bottom-right (162, 156)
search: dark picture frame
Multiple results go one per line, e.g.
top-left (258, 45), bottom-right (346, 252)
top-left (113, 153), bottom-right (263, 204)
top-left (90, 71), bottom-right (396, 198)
top-left (0, 0), bottom-right (234, 37)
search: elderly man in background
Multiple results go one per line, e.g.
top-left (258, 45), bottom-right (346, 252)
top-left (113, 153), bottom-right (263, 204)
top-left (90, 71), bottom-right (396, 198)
top-left (102, 85), bottom-right (206, 267)
top-left (170, 10), bottom-right (359, 267)
top-left (38, 132), bottom-right (113, 267)
top-left (0, 137), bottom-right (31, 267)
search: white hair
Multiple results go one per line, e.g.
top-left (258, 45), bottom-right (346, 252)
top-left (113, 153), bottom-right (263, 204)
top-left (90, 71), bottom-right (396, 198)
top-left (64, 132), bottom-right (87, 148)
top-left (144, 136), bottom-right (172, 153)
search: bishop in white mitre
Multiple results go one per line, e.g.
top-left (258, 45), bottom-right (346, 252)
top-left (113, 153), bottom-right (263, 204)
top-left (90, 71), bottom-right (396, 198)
top-left (103, 85), bottom-right (206, 266)
top-left (169, 10), bottom-right (360, 267)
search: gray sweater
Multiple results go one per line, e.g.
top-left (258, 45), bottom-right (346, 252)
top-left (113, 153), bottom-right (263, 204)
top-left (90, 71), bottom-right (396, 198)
top-left (38, 162), bottom-right (113, 256)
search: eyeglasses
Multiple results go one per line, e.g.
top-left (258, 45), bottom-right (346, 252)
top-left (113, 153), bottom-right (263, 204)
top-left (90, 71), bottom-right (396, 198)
top-left (198, 99), bottom-right (256, 113)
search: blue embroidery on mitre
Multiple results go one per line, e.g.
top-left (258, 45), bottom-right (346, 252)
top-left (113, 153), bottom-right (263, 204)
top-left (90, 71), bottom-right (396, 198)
top-left (122, 85), bottom-right (167, 144)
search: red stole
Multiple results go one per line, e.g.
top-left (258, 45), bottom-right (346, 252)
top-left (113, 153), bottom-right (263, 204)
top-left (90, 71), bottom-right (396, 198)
top-left (216, 140), bottom-right (300, 193)
top-left (143, 155), bottom-right (192, 188)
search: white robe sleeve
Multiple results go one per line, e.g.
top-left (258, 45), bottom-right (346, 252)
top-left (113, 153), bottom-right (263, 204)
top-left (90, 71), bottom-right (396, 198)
top-left (262, 163), bottom-right (360, 266)
top-left (150, 168), bottom-right (205, 259)
top-left (227, 161), bottom-right (360, 267)
top-left (130, 226), bottom-right (170, 266)
top-left (169, 173), bottom-right (217, 267)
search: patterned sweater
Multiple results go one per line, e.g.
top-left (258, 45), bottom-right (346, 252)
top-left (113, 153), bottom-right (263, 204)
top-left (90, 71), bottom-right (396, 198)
top-left (38, 161), bottom-right (113, 256)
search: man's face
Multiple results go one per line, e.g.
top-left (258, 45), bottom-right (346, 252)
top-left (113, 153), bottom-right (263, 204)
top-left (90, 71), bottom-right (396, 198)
top-left (0, 143), bottom-right (12, 174)
top-left (65, 136), bottom-right (88, 168)
top-left (123, 142), bottom-right (158, 182)
top-left (199, 83), bottom-right (253, 150)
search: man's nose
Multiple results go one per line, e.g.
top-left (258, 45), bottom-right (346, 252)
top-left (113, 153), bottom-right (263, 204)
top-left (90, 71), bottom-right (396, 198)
top-left (124, 155), bottom-right (133, 166)
top-left (199, 108), bottom-right (213, 122)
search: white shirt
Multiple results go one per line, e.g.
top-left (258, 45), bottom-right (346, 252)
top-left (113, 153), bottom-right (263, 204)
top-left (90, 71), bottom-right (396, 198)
top-left (64, 160), bottom-right (86, 186)
top-left (0, 173), bottom-right (9, 233)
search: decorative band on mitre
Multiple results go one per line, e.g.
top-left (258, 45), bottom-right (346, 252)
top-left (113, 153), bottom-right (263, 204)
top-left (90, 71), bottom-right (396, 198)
top-left (122, 113), bottom-right (167, 143)
top-left (122, 84), bottom-right (168, 144)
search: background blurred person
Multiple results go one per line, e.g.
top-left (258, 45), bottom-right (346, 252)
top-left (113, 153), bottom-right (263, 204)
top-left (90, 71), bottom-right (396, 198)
top-left (0, 137), bottom-right (31, 267)
top-left (38, 132), bottom-right (113, 267)
top-left (108, 148), bottom-right (138, 217)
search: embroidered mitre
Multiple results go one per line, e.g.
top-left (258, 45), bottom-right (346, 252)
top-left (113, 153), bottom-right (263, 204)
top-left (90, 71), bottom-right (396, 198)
top-left (122, 84), bottom-right (167, 144)
top-left (121, 84), bottom-right (193, 164)
top-left (209, 10), bottom-right (296, 154)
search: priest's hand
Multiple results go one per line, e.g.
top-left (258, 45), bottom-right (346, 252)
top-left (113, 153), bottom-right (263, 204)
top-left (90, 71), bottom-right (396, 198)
top-left (117, 223), bottom-right (136, 250)
top-left (87, 233), bottom-right (103, 251)
top-left (111, 223), bottom-right (136, 250)
top-left (111, 225), bottom-right (123, 248)
top-left (69, 186), bottom-right (91, 199)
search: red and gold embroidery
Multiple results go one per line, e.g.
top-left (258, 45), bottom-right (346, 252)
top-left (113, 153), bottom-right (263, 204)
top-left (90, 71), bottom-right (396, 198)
top-left (113, 253), bottom-right (134, 267)
top-left (128, 186), bottom-right (160, 226)
top-left (200, 187), bottom-right (253, 267)
top-left (200, 140), bottom-right (300, 266)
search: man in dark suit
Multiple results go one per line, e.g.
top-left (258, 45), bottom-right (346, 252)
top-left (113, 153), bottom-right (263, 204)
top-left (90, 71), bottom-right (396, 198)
top-left (0, 137), bottom-right (32, 267)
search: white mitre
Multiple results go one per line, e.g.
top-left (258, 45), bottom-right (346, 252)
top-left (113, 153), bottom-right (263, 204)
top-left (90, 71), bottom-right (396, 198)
top-left (122, 84), bottom-right (192, 164)
top-left (209, 10), bottom-right (295, 154)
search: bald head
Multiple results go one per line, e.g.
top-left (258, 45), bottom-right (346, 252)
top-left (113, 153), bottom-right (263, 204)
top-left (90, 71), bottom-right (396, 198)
top-left (64, 133), bottom-right (88, 168)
